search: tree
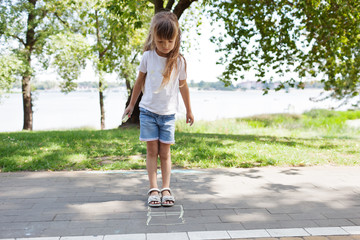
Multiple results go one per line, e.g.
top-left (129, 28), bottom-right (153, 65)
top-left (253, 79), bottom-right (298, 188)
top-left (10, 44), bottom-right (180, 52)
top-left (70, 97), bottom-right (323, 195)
top-left (0, 0), bottom-right (68, 130)
top-left (98, 0), bottom-right (151, 126)
top-left (45, 32), bottom-right (90, 92)
top-left (47, 0), bottom-right (150, 129)
top-left (210, 0), bottom-right (360, 105)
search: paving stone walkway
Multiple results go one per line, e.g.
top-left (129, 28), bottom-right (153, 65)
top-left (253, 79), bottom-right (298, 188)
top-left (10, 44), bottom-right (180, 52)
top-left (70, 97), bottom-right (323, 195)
top-left (0, 166), bottom-right (359, 239)
top-left (233, 236), bottom-right (360, 239)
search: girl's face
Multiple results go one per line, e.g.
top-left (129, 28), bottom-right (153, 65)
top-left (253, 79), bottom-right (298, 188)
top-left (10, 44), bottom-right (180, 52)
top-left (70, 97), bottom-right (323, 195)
top-left (154, 35), bottom-right (176, 57)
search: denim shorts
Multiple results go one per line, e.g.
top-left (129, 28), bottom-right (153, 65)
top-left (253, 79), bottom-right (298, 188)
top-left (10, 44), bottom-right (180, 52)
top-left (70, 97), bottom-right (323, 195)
top-left (139, 107), bottom-right (176, 144)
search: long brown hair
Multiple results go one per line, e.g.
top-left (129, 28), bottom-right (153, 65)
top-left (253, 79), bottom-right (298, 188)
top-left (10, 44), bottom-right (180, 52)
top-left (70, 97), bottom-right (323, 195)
top-left (143, 11), bottom-right (186, 88)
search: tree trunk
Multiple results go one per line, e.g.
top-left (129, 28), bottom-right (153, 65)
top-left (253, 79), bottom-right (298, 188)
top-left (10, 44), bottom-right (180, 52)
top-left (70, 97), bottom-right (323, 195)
top-left (153, 0), bottom-right (196, 19)
top-left (154, 0), bottom-right (165, 13)
top-left (173, 0), bottom-right (194, 19)
top-left (99, 75), bottom-right (105, 130)
top-left (122, 78), bottom-right (141, 126)
top-left (22, 75), bottom-right (33, 130)
top-left (126, 91), bottom-right (142, 125)
top-left (22, 0), bottom-right (37, 131)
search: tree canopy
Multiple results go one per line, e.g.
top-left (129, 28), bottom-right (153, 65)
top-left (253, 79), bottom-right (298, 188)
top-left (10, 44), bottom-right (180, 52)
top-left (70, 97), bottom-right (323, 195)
top-left (210, 0), bottom-right (360, 104)
top-left (0, 0), bottom-right (71, 130)
top-left (47, 0), bottom-right (151, 129)
top-left (1, 0), bottom-right (359, 131)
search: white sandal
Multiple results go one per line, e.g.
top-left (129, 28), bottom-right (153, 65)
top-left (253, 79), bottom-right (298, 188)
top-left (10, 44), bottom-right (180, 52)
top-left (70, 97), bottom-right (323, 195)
top-left (148, 188), bottom-right (161, 207)
top-left (161, 188), bottom-right (175, 207)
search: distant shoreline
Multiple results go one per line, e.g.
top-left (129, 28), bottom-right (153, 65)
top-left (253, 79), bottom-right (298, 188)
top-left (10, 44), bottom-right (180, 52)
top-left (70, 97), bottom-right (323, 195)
top-left (6, 86), bottom-right (324, 95)
top-left (7, 79), bottom-right (324, 94)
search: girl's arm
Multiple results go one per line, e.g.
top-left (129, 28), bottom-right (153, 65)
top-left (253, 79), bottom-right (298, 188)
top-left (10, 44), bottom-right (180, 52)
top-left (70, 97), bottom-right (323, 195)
top-left (124, 71), bottom-right (147, 117)
top-left (179, 79), bottom-right (194, 126)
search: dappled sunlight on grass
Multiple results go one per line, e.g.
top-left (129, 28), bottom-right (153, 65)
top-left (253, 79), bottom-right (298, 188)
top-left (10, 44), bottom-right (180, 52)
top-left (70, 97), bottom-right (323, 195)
top-left (0, 128), bottom-right (147, 171)
top-left (172, 126), bottom-right (360, 168)
top-left (1, 109), bottom-right (359, 171)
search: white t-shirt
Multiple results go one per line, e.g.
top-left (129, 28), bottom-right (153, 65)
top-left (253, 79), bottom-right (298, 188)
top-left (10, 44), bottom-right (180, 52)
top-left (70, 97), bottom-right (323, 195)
top-left (138, 50), bottom-right (187, 115)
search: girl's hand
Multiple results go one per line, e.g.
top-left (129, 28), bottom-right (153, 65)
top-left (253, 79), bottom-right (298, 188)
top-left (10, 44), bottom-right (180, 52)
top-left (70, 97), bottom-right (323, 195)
top-left (122, 106), bottom-right (133, 122)
top-left (186, 112), bottom-right (194, 126)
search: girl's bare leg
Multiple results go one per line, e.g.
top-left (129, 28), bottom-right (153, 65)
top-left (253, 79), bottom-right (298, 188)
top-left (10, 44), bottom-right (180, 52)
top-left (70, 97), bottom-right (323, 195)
top-left (146, 141), bottom-right (160, 203)
top-left (159, 142), bottom-right (172, 203)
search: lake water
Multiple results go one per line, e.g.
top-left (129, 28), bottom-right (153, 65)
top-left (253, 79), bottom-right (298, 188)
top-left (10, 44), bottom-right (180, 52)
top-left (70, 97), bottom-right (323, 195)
top-left (0, 89), bottom-right (351, 132)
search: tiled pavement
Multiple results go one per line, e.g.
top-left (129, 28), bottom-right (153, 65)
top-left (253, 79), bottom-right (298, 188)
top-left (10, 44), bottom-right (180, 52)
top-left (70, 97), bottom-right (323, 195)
top-left (0, 232), bottom-right (360, 240)
top-left (0, 166), bottom-right (360, 239)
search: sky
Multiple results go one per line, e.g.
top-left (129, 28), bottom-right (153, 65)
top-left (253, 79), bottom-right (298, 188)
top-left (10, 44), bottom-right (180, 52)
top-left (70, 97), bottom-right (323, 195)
top-left (182, 21), bottom-right (226, 83)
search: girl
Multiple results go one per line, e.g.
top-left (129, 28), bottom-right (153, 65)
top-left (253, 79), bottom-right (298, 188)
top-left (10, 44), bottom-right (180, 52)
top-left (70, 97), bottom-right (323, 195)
top-left (124, 11), bottom-right (194, 207)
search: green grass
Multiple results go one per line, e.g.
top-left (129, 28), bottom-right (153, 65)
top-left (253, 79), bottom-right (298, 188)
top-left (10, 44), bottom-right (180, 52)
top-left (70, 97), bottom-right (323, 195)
top-left (1, 109), bottom-right (359, 172)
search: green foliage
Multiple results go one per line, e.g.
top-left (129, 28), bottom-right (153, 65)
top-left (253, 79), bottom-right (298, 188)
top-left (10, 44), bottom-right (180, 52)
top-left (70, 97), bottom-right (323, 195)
top-left (106, 0), bottom-right (152, 92)
top-left (46, 33), bottom-right (91, 92)
top-left (178, 0), bottom-right (205, 52)
top-left (0, 0), bottom-right (79, 129)
top-left (115, 9), bottom-right (151, 90)
top-left (85, 0), bottom-right (150, 73)
top-left (0, 0), bottom-right (67, 70)
top-left (0, 0), bottom-right (151, 92)
top-left (0, 54), bottom-right (23, 95)
top-left (241, 114), bottom-right (303, 129)
top-left (302, 109), bottom-right (360, 131)
top-left (239, 109), bottom-right (360, 133)
top-left (210, 0), bottom-right (360, 104)
top-left (38, 0), bottom-right (153, 128)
